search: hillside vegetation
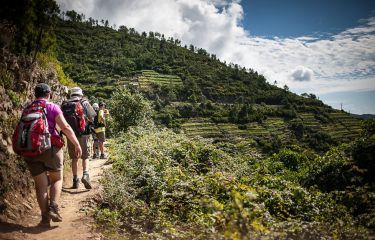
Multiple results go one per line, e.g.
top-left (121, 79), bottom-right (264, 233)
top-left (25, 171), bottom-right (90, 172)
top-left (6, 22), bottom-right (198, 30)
top-left (97, 89), bottom-right (375, 239)
top-left (56, 14), bottom-right (362, 154)
top-left (54, 14), bottom-right (375, 239)
top-left (1, 3), bottom-right (374, 239)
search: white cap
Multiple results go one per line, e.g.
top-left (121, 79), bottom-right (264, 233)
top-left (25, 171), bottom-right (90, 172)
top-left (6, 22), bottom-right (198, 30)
top-left (93, 103), bottom-right (99, 109)
top-left (70, 87), bottom-right (83, 97)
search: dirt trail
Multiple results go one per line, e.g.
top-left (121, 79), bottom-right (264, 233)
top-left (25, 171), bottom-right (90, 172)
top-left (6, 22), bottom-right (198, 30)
top-left (0, 158), bottom-right (110, 240)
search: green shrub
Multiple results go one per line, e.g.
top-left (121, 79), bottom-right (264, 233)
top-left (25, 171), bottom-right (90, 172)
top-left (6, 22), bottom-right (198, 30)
top-left (7, 90), bottom-right (21, 107)
top-left (305, 130), bottom-right (336, 152)
top-left (0, 68), bottom-right (13, 88)
top-left (288, 119), bottom-right (305, 139)
top-left (98, 125), bottom-right (370, 238)
top-left (269, 149), bottom-right (309, 171)
top-left (154, 105), bottom-right (180, 127)
top-left (361, 118), bottom-right (375, 138)
top-left (108, 87), bottom-right (153, 133)
top-left (303, 144), bottom-right (352, 191)
top-left (37, 53), bottom-right (76, 86)
top-left (95, 208), bottom-right (121, 230)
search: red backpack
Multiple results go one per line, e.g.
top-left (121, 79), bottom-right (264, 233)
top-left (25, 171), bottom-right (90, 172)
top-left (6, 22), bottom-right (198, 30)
top-left (12, 100), bottom-right (51, 157)
top-left (61, 99), bottom-right (85, 136)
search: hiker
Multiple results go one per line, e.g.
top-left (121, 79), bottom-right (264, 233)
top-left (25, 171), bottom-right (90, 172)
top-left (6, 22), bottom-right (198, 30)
top-left (93, 102), bottom-right (107, 159)
top-left (13, 83), bottom-right (82, 226)
top-left (92, 102), bottom-right (100, 159)
top-left (62, 87), bottom-right (96, 189)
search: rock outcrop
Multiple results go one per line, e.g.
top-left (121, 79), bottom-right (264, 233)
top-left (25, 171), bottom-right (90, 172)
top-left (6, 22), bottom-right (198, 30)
top-left (0, 49), bottom-right (68, 222)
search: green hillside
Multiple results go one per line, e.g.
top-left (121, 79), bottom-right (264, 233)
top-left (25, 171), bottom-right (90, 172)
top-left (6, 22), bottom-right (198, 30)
top-left (1, 3), bottom-right (374, 239)
top-left (55, 15), bottom-right (364, 154)
top-left (55, 16), bottom-right (320, 104)
top-left (104, 89), bottom-right (375, 239)
top-left (52, 11), bottom-right (374, 239)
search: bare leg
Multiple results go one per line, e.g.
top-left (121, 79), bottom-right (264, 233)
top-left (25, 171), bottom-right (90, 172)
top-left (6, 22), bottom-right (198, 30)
top-left (81, 135), bottom-right (90, 171)
top-left (48, 170), bottom-right (63, 204)
top-left (72, 158), bottom-right (78, 176)
top-left (82, 158), bottom-right (89, 172)
top-left (99, 142), bottom-right (104, 154)
top-left (93, 139), bottom-right (99, 155)
top-left (33, 172), bottom-right (49, 214)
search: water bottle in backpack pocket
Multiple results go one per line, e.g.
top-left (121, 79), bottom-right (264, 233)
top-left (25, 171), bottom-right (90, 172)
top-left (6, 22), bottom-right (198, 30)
top-left (12, 101), bottom-right (51, 157)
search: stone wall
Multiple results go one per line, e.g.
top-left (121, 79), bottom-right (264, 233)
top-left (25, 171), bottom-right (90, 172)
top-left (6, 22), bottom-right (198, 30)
top-left (0, 49), bottom-right (69, 222)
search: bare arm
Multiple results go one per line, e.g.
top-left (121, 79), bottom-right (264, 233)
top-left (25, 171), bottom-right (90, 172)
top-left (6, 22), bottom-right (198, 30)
top-left (55, 114), bottom-right (82, 157)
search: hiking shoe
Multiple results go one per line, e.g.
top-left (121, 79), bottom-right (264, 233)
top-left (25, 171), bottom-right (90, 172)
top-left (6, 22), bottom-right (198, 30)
top-left (72, 178), bottom-right (79, 189)
top-left (48, 202), bottom-right (62, 222)
top-left (81, 174), bottom-right (92, 189)
top-left (100, 153), bottom-right (106, 159)
top-left (38, 213), bottom-right (51, 227)
top-left (92, 154), bottom-right (97, 159)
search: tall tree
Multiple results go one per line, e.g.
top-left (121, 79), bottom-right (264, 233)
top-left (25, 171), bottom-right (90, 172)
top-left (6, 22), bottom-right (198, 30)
top-left (0, 0), bottom-right (59, 58)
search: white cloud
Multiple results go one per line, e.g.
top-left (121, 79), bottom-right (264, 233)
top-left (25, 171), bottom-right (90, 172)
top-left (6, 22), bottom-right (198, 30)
top-left (290, 66), bottom-right (314, 82)
top-left (56, 0), bottom-right (375, 97)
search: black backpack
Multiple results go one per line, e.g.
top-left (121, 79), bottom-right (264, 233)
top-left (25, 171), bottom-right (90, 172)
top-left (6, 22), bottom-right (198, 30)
top-left (61, 99), bottom-right (85, 136)
top-left (93, 109), bottom-right (105, 129)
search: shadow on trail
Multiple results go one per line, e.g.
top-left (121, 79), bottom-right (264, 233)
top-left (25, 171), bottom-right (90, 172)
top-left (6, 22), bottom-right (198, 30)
top-left (62, 188), bottom-right (90, 194)
top-left (0, 221), bottom-right (58, 234)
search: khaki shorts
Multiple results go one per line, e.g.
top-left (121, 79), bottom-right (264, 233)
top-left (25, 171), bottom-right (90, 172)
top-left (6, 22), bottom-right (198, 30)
top-left (25, 146), bottom-right (63, 176)
top-left (67, 135), bottom-right (90, 160)
top-left (96, 132), bottom-right (105, 143)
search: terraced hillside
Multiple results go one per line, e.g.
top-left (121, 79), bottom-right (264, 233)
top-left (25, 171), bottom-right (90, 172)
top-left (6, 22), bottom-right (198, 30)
top-left (324, 112), bottom-right (362, 140)
top-left (299, 113), bottom-right (322, 131)
top-left (181, 118), bottom-right (222, 140)
top-left (180, 111), bottom-right (362, 151)
top-left (138, 70), bottom-right (183, 89)
top-left (298, 111), bottom-right (362, 141)
top-left (54, 18), bottom-right (365, 154)
top-left (262, 117), bottom-right (293, 141)
top-left (181, 117), bottom-right (293, 143)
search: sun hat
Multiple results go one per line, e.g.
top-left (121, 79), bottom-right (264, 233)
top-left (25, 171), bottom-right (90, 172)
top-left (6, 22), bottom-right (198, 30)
top-left (93, 103), bottom-right (99, 109)
top-left (70, 87), bottom-right (83, 97)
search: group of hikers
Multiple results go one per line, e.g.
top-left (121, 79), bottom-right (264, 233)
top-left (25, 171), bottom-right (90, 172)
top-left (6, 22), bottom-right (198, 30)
top-left (12, 83), bottom-right (109, 227)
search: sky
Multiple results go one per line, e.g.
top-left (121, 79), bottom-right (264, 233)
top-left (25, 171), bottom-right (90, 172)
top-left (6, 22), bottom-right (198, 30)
top-left (57, 0), bottom-right (375, 114)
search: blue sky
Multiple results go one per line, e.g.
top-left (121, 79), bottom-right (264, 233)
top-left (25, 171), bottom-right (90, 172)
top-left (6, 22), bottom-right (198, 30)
top-left (242, 0), bottom-right (375, 37)
top-left (240, 0), bottom-right (375, 114)
top-left (58, 0), bottom-right (375, 114)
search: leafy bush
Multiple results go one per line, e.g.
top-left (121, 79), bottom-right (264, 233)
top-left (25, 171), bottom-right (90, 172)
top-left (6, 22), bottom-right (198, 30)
top-left (256, 135), bottom-right (283, 154)
top-left (95, 208), bottom-right (121, 230)
top-left (303, 144), bottom-right (352, 191)
top-left (7, 90), bottom-right (21, 107)
top-left (0, 68), bottom-right (13, 88)
top-left (361, 118), bottom-right (375, 138)
top-left (351, 138), bottom-right (375, 183)
top-left (305, 130), bottom-right (336, 152)
top-left (37, 53), bottom-right (76, 86)
top-left (97, 124), bottom-right (371, 239)
top-left (108, 87), bottom-right (153, 133)
top-left (154, 105), bottom-right (180, 127)
top-left (271, 149), bottom-right (309, 171)
top-left (288, 119), bottom-right (305, 139)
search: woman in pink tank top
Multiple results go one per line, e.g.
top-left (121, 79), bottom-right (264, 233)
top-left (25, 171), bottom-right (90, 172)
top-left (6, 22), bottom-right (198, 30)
top-left (24, 83), bottom-right (82, 227)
